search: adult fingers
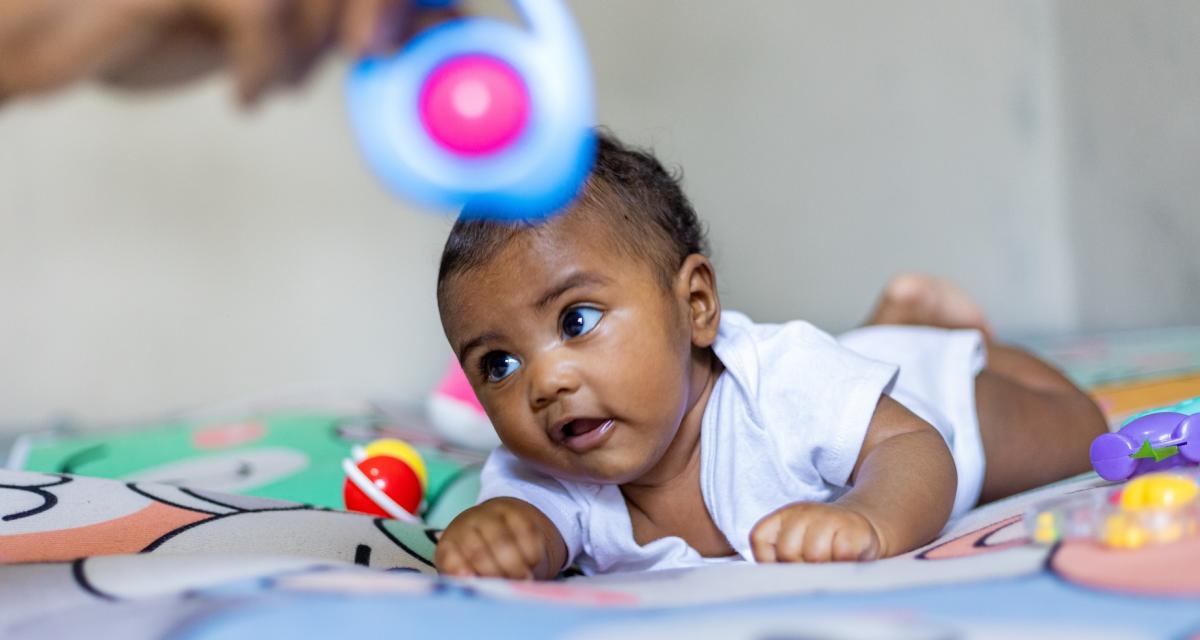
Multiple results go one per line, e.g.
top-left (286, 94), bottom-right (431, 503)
top-left (283, 0), bottom-right (342, 84)
top-left (339, 0), bottom-right (458, 57)
top-left (339, 0), bottom-right (405, 56)
top-left (400, 4), bottom-right (459, 43)
top-left (190, 0), bottom-right (292, 105)
top-left (111, 30), bottom-right (225, 90)
top-left (289, 0), bottom-right (342, 51)
top-left (0, 0), bottom-right (175, 95)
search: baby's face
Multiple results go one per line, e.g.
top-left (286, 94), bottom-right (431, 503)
top-left (440, 216), bottom-right (699, 485)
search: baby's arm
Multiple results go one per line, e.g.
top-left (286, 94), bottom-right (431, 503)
top-left (436, 497), bottom-right (568, 580)
top-left (751, 395), bottom-right (956, 562)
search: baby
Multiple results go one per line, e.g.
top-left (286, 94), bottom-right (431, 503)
top-left (434, 133), bottom-right (1107, 579)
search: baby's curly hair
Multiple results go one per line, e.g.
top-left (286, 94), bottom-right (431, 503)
top-left (437, 131), bottom-right (709, 302)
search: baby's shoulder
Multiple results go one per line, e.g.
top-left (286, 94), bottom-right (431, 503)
top-left (717, 311), bottom-right (847, 381)
top-left (721, 310), bottom-right (838, 350)
top-left (716, 311), bottom-right (895, 419)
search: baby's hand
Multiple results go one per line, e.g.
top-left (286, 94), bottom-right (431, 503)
top-left (436, 498), bottom-right (565, 580)
top-left (750, 502), bottom-right (883, 563)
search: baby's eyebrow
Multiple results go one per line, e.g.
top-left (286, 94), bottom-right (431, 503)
top-left (457, 330), bottom-right (505, 366)
top-left (533, 272), bottom-right (611, 312)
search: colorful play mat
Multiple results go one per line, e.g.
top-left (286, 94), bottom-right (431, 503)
top-left (3, 325), bottom-right (1200, 638)
top-left (7, 413), bottom-right (484, 530)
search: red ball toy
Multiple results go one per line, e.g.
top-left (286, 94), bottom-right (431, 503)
top-left (342, 454), bottom-right (423, 521)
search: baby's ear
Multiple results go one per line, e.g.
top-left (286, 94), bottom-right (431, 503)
top-left (676, 254), bottom-right (720, 348)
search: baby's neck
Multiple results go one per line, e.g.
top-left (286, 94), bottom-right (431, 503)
top-left (620, 352), bottom-right (733, 557)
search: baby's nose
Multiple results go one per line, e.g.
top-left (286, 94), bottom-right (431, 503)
top-left (528, 354), bottom-right (581, 409)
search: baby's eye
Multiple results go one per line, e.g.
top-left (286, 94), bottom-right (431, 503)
top-left (481, 351), bottom-right (521, 382)
top-left (561, 306), bottom-right (602, 339)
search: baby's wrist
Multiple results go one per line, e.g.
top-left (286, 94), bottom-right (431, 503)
top-left (834, 498), bottom-right (893, 557)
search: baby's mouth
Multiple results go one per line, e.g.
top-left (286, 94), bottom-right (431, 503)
top-left (555, 417), bottom-right (616, 453)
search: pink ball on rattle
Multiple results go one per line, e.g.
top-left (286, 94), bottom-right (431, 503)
top-left (418, 54), bottom-right (530, 156)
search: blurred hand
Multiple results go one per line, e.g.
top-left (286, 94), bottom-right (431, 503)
top-left (0, 0), bottom-right (456, 106)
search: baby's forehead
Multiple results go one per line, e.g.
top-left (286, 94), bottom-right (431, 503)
top-left (438, 198), bottom-right (673, 314)
top-left (487, 209), bottom-right (629, 267)
top-left (443, 222), bottom-right (651, 302)
top-left (469, 223), bottom-right (619, 287)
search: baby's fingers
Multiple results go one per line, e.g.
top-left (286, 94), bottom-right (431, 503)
top-left (477, 519), bottom-right (535, 580)
top-left (749, 513), bottom-right (782, 563)
top-left (805, 518), bottom-right (853, 563)
top-left (831, 524), bottom-right (880, 562)
top-left (502, 510), bottom-right (551, 574)
top-left (434, 538), bottom-right (475, 577)
top-left (779, 516), bottom-right (832, 563)
top-left (449, 527), bottom-right (507, 578)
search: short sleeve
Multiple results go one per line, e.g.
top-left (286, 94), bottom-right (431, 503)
top-left (746, 319), bottom-right (898, 489)
top-left (476, 446), bottom-right (585, 568)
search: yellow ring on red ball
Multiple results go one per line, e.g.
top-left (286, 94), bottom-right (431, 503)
top-left (364, 439), bottom-right (428, 492)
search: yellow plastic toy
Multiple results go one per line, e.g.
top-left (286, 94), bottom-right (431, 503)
top-left (1102, 473), bottom-right (1199, 549)
top-left (1026, 471), bottom-right (1200, 549)
top-left (1118, 473), bottom-right (1198, 510)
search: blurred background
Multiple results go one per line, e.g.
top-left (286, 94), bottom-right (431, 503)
top-left (1, 0), bottom-right (1197, 431)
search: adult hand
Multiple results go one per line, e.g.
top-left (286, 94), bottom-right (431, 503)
top-left (0, 0), bottom-right (456, 106)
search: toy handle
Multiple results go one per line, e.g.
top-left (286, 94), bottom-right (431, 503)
top-left (1090, 432), bottom-right (1137, 481)
top-left (1176, 413), bottom-right (1200, 462)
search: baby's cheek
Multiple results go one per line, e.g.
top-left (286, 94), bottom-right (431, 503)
top-left (485, 400), bottom-right (530, 438)
top-left (500, 429), bottom-right (563, 472)
top-left (614, 353), bottom-right (687, 417)
top-left (495, 423), bottom-right (540, 454)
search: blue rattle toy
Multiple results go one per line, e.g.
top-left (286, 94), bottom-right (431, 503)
top-left (346, 0), bottom-right (596, 220)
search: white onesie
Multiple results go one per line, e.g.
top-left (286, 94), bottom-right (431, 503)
top-left (476, 311), bottom-right (987, 575)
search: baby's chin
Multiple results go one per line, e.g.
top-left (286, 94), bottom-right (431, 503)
top-left (534, 449), bottom-right (660, 486)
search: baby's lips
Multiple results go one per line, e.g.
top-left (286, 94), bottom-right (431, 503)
top-left (546, 415), bottom-right (576, 443)
top-left (546, 414), bottom-right (609, 444)
top-left (563, 418), bottom-right (609, 438)
top-left (560, 419), bottom-right (617, 455)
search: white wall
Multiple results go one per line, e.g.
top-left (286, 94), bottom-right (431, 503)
top-left (0, 1), bottom-right (1195, 429)
top-left (0, 73), bottom-right (452, 427)
top-left (574, 0), bottom-right (1075, 333)
top-left (1055, 0), bottom-right (1200, 330)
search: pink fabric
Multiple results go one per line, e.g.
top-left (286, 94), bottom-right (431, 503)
top-left (436, 359), bottom-right (486, 414)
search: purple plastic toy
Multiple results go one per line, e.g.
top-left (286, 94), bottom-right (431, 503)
top-left (1090, 411), bottom-right (1200, 481)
